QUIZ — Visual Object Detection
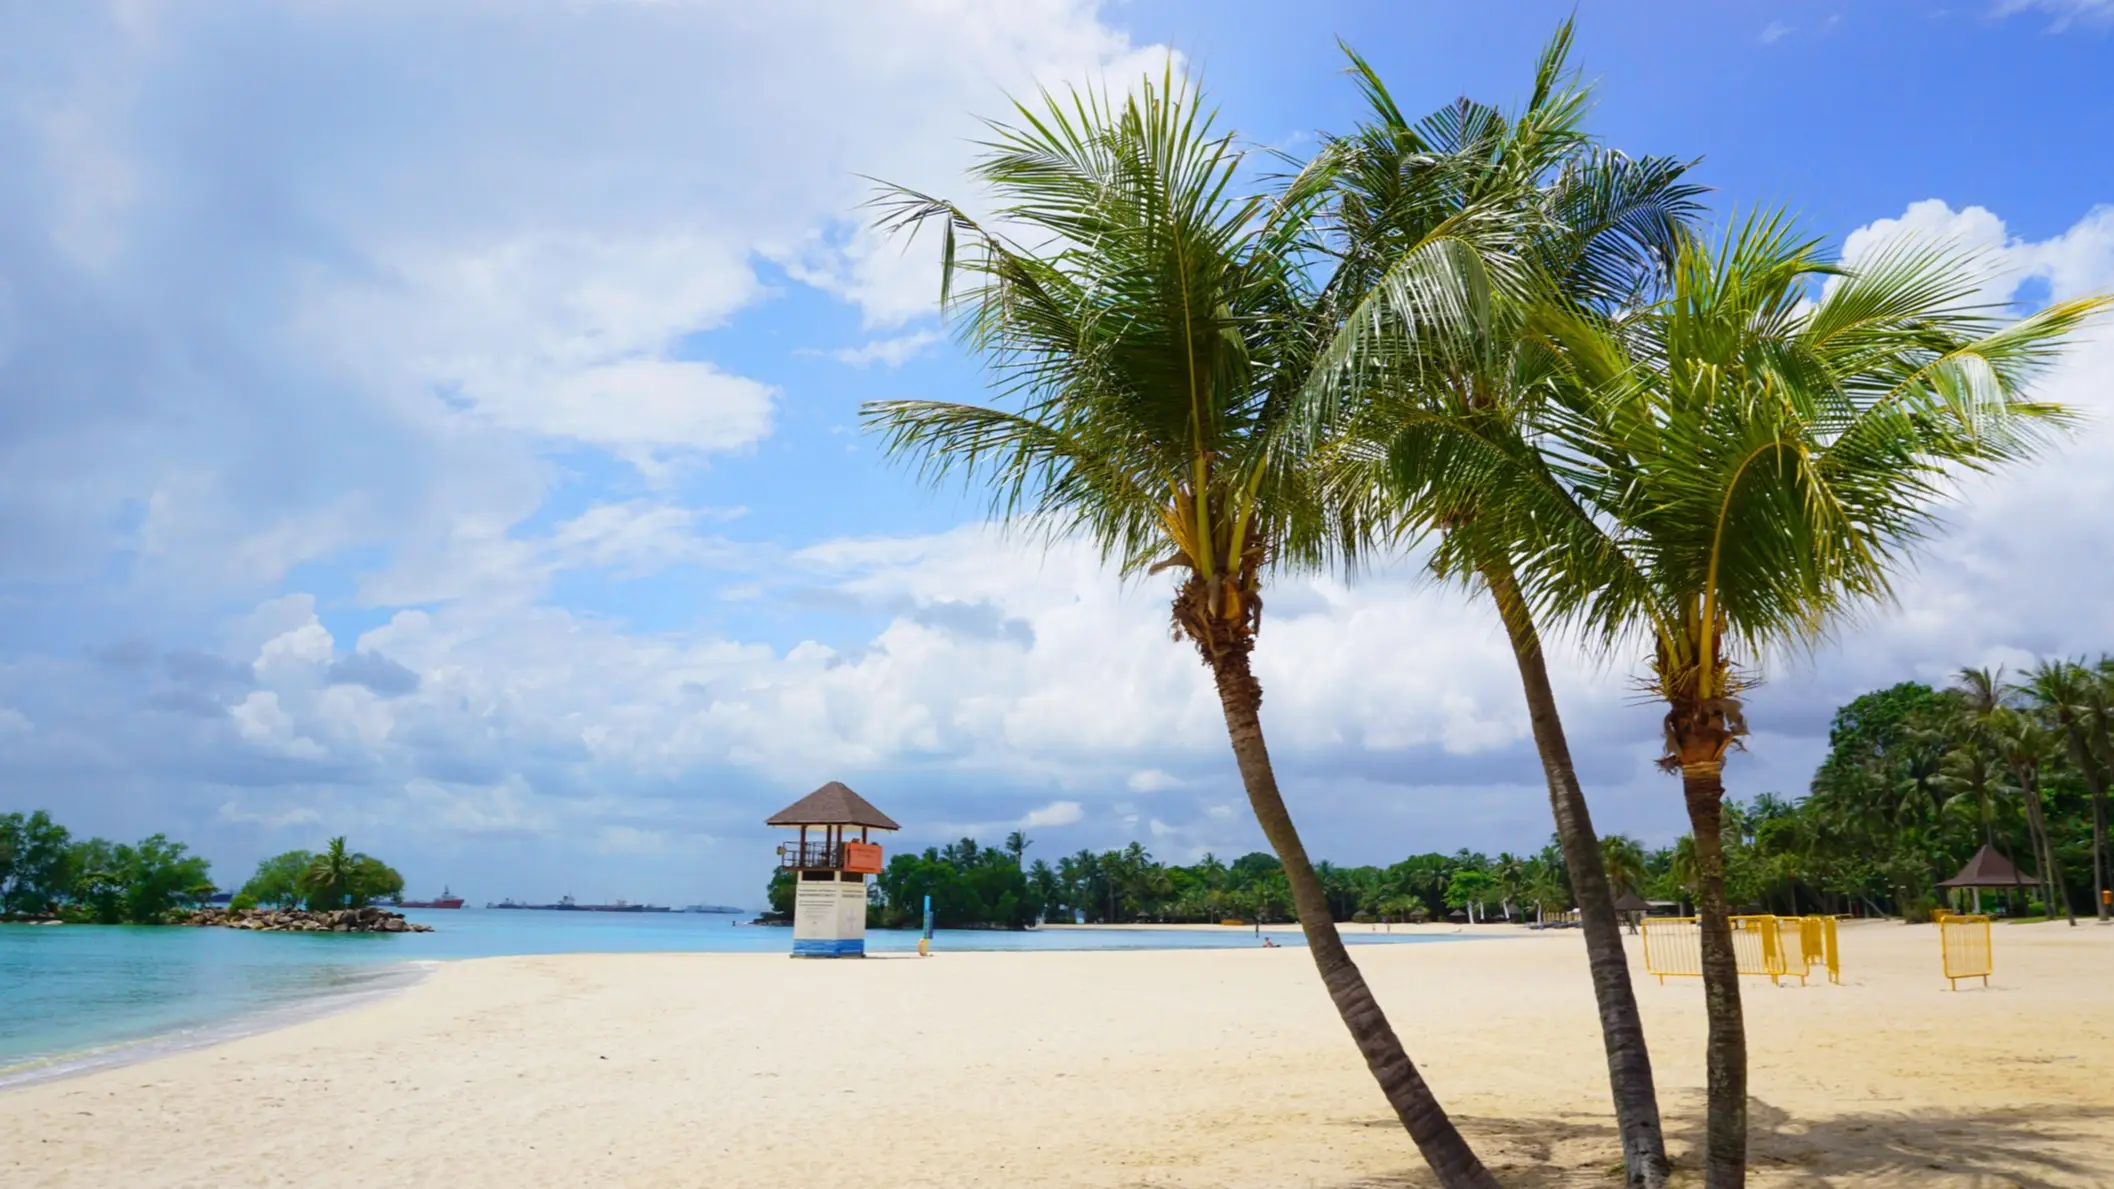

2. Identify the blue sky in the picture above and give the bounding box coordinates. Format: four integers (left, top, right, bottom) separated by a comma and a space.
2, 0, 2112, 907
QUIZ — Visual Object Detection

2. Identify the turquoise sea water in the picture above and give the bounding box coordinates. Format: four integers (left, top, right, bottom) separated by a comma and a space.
1, 911, 1463, 1082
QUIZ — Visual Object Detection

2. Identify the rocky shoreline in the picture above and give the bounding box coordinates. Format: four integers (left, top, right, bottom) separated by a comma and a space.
178, 906, 433, 934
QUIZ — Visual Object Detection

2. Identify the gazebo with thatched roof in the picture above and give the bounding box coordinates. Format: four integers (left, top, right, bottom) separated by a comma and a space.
768, 781, 899, 958
1937, 844, 2032, 914
1611, 889, 1653, 934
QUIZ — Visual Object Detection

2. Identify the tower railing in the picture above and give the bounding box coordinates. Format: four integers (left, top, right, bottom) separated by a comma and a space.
779, 841, 844, 870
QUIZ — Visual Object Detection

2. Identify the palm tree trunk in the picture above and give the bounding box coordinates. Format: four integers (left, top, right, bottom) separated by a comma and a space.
1680, 762, 1747, 1189
1207, 644, 1500, 1189
2060, 731, 2109, 924
2091, 719, 2114, 924
2020, 781, 2074, 925
1484, 563, 1670, 1188
2093, 789, 2111, 924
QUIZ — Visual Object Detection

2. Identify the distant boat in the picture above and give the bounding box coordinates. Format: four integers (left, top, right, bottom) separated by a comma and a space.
682, 904, 746, 914
486, 894, 671, 913
399, 886, 466, 910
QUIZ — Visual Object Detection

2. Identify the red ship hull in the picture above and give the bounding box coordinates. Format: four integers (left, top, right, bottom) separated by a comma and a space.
399, 898, 464, 909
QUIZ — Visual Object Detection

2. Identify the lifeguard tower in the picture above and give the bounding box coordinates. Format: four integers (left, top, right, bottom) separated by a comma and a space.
768, 781, 899, 958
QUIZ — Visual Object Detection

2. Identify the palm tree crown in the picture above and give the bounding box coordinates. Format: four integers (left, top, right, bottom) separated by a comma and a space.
1540, 216, 2100, 771
864, 70, 1326, 662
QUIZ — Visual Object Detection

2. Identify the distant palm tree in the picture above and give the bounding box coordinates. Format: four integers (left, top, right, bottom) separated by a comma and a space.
1935, 731, 2008, 852
1600, 835, 1648, 899
1952, 667, 2068, 919
1985, 700, 2075, 925
300, 837, 359, 911
863, 74, 1498, 1187
2090, 659, 2114, 912
2020, 658, 2110, 921
1528, 216, 2100, 1187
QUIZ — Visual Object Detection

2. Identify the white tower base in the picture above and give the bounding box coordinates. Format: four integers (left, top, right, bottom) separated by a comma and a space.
792, 873, 868, 957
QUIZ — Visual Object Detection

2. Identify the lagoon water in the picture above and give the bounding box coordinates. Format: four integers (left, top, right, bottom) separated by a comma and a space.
1, 910, 1462, 1082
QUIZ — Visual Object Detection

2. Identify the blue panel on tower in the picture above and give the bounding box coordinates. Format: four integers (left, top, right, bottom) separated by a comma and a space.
791, 937, 866, 958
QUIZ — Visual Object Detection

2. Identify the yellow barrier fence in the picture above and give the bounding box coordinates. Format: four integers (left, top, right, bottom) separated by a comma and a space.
1797, 914, 1840, 984
1939, 913, 1992, 990
1642, 914, 1841, 986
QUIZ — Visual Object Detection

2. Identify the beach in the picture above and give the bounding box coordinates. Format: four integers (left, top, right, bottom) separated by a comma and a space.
2, 921, 2110, 1188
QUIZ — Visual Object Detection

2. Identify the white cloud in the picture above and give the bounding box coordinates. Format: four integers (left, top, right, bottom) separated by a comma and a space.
1127, 769, 1182, 792
1995, 0, 2114, 30
0, 707, 31, 734
1759, 20, 1794, 43
1836, 199, 2020, 308
0, 2, 1178, 600
828, 330, 945, 368
357, 500, 739, 608
519, 360, 776, 467
228, 691, 327, 761
401, 776, 556, 837
1836, 198, 2114, 311
1020, 800, 1085, 828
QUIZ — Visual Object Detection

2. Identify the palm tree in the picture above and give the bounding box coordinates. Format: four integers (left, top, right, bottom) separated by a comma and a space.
1953, 667, 2067, 919
1300, 27, 1698, 1184
1600, 835, 1648, 899
1935, 736, 2007, 852
300, 837, 358, 911
861, 75, 1498, 1187
2089, 659, 2114, 915
1985, 701, 2075, 925
2021, 659, 2109, 921
1527, 217, 2100, 1187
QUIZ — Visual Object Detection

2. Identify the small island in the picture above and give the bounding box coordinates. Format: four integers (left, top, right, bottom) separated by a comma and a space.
1, 812, 427, 934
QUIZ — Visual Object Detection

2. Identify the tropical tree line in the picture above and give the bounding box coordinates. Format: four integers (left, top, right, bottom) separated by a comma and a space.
766, 834, 1579, 930
0, 809, 214, 924
857, 17, 2105, 1188
1022, 840, 1590, 926
0, 809, 407, 923
1689, 664, 2114, 925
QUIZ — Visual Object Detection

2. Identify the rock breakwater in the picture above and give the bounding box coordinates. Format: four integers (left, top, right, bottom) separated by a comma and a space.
179, 906, 433, 933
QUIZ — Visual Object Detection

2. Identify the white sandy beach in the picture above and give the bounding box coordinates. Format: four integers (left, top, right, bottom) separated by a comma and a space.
3, 921, 2111, 1188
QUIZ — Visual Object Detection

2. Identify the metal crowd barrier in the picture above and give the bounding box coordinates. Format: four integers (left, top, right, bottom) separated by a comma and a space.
1641, 913, 1841, 986
1939, 913, 1993, 990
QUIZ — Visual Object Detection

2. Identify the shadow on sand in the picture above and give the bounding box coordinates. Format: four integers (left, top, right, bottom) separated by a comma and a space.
1323, 1097, 2114, 1188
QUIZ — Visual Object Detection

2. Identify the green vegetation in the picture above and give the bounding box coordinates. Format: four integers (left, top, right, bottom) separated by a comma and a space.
233, 837, 405, 911
0, 812, 411, 924
0, 810, 214, 924
857, 19, 2107, 1189
770, 836, 1585, 930
1689, 665, 2114, 924
871, 836, 1035, 930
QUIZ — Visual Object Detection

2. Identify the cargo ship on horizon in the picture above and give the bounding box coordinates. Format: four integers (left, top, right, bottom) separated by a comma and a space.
398, 886, 465, 909
485, 894, 672, 913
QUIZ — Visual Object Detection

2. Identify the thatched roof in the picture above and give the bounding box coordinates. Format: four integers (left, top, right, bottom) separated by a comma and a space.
1611, 890, 1653, 913
1937, 844, 2032, 889
765, 781, 900, 830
